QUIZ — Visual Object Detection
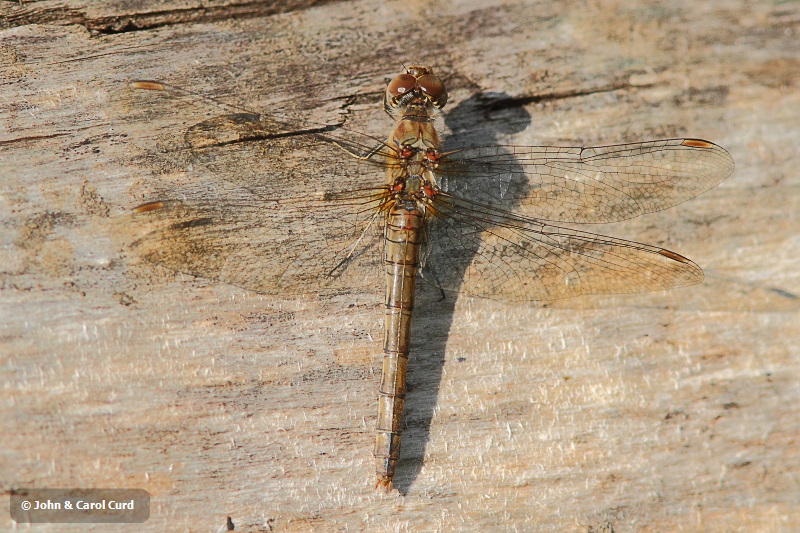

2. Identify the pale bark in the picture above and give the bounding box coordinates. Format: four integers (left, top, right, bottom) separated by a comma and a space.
2, 1, 798, 531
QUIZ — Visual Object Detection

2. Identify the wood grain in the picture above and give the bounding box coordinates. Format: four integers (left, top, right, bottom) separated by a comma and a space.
2, 1, 798, 531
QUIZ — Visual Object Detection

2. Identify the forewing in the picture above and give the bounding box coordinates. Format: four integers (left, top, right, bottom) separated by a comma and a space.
421, 195, 703, 302
437, 138, 734, 224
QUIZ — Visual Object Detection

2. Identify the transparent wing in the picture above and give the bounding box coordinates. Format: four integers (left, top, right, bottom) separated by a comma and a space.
107, 81, 727, 303
109, 80, 399, 167
113, 193, 386, 297
422, 193, 703, 302
107, 82, 393, 297
437, 139, 734, 224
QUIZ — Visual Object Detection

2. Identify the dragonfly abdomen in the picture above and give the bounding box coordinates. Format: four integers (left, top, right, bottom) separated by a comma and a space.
374, 200, 424, 491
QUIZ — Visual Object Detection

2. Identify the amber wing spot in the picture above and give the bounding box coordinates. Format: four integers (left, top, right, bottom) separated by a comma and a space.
132, 201, 166, 213
130, 80, 165, 91
681, 138, 714, 148
659, 249, 690, 263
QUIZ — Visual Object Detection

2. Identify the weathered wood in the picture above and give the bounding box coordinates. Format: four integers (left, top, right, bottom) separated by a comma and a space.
2, 1, 799, 531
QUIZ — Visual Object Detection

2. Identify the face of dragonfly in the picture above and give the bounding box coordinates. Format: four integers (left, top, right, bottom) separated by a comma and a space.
110, 68, 732, 305
383, 65, 448, 118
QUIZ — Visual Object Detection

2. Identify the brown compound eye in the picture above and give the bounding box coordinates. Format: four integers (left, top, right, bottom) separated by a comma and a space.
386, 74, 418, 103
416, 74, 448, 108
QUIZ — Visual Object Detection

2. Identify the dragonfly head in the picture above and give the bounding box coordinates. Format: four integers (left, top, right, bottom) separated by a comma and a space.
384, 65, 448, 115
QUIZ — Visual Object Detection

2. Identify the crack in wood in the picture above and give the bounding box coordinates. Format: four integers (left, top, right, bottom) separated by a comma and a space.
2, 0, 347, 34
192, 123, 344, 150
0, 132, 72, 147
481, 80, 659, 112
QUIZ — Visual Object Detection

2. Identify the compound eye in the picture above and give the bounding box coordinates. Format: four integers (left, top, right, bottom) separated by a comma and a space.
416, 74, 448, 108
386, 74, 418, 102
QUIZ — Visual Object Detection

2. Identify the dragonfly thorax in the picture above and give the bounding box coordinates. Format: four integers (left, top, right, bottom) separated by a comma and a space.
392, 142, 441, 175
388, 114, 441, 191
388, 175, 438, 214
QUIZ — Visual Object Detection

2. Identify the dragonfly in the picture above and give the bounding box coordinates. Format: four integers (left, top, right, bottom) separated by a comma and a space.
112, 65, 734, 492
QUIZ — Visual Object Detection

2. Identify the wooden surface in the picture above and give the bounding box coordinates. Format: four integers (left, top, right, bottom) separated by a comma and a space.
2, 0, 799, 531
